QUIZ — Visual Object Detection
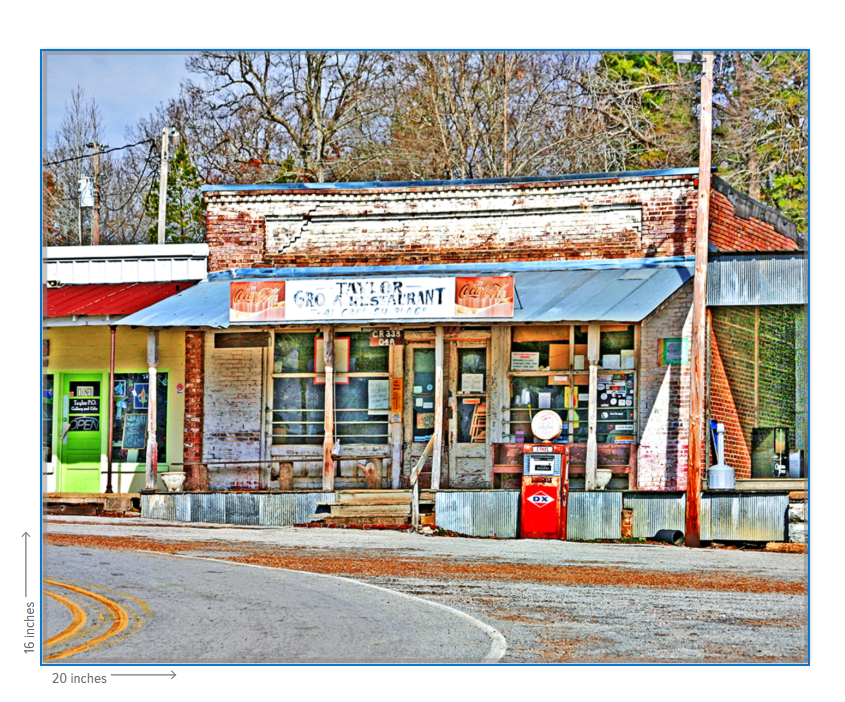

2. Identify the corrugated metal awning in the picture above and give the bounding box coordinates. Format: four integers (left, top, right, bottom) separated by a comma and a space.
118, 259, 693, 328
43, 282, 197, 318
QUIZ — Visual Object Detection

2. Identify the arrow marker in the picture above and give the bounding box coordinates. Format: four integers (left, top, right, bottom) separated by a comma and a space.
22, 532, 30, 597
111, 671, 176, 679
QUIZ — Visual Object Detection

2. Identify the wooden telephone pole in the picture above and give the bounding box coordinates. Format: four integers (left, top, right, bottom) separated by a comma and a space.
157, 128, 172, 245
686, 51, 714, 548
87, 142, 102, 245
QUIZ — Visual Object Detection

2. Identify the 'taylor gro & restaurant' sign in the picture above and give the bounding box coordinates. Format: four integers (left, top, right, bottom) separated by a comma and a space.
229, 276, 514, 322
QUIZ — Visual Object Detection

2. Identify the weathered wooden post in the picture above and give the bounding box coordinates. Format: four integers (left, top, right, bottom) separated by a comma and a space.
431, 325, 445, 490
322, 326, 335, 492
585, 322, 600, 491
144, 330, 159, 492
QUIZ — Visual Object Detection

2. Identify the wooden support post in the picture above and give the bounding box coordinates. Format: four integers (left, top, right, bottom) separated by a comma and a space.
391, 343, 403, 489
585, 323, 600, 491
144, 330, 159, 492
105, 326, 116, 493
322, 326, 335, 492
686, 51, 714, 548
432, 326, 445, 490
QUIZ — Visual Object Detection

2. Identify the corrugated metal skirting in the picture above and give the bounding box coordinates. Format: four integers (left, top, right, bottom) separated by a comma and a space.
435, 491, 519, 538
701, 493, 788, 541
623, 493, 686, 539
567, 492, 622, 540
141, 492, 337, 526
259, 493, 336, 525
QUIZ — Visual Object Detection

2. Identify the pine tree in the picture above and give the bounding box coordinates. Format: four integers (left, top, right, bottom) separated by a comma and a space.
144, 141, 205, 243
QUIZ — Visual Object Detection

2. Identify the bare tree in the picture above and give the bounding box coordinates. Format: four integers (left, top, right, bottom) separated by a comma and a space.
184, 51, 396, 182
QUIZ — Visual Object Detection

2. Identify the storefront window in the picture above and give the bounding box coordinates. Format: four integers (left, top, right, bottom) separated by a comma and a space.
110, 373, 168, 462
271, 331, 390, 446
506, 325, 638, 444
272, 332, 324, 445
42, 374, 54, 462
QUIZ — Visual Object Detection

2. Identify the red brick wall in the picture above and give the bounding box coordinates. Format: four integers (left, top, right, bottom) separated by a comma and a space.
206, 211, 268, 273
709, 189, 801, 252
183, 331, 205, 470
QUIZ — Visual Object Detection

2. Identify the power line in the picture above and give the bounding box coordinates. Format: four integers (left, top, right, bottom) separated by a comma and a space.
42, 138, 156, 167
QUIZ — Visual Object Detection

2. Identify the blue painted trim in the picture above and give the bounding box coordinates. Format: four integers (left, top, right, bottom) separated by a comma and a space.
201, 167, 701, 192
207, 256, 696, 281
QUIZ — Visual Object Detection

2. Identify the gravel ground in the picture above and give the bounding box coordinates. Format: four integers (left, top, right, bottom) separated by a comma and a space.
42, 516, 808, 663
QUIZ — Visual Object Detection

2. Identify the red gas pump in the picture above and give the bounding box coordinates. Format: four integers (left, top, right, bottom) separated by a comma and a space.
520, 410, 569, 540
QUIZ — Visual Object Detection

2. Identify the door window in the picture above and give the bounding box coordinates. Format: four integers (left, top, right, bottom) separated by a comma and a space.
456, 347, 487, 443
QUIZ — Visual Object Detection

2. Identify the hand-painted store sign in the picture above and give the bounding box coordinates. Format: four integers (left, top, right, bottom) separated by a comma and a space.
229, 277, 514, 323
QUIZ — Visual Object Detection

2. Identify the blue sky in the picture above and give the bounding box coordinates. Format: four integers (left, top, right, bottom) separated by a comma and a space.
42, 51, 194, 150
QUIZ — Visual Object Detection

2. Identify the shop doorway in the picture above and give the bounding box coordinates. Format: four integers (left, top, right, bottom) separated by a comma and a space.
448, 341, 489, 487
59, 373, 103, 493
405, 344, 444, 488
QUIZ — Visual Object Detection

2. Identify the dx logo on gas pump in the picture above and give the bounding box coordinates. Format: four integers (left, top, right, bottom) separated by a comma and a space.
527, 491, 554, 507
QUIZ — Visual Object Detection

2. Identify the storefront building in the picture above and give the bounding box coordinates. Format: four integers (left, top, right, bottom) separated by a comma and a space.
42, 244, 208, 495
120, 169, 806, 538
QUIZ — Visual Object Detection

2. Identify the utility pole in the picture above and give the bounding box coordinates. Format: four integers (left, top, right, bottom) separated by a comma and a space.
86, 142, 103, 245
157, 128, 172, 245
686, 50, 714, 548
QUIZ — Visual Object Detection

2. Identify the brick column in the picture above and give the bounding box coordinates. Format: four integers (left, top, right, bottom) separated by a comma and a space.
184, 331, 206, 490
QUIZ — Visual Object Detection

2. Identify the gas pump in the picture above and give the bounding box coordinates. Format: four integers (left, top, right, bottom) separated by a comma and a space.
520, 410, 569, 540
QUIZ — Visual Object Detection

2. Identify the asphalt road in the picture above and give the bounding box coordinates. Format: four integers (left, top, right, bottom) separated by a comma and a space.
42, 516, 808, 664
42, 544, 498, 664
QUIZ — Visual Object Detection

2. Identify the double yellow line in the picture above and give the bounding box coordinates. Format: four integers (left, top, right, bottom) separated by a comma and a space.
43, 580, 129, 661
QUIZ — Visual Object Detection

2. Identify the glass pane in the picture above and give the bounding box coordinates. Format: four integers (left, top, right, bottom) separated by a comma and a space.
509, 376, 567, 443
335, 377, 389, 445
458, 348, 486, 393
272, 377, 325, 445
274, 332, 317, 373
347, 332, 389, 373
42, 375, 54, 462
412, 349, 435, 442
111, 373, 168, 462
597, 372, 635, 443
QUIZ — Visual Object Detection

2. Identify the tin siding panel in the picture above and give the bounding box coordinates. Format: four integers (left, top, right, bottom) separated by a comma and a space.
567, 492, 622, 540
623, 493, 686, 538
141, 494, 177, 520
190, 493, 226, 523
708, 255, 806, 306
435, 491, 519, 538
258, 493, 336, 525
708, 493, 788, 541
225, 493, 260, 525
175, 494, 192, 522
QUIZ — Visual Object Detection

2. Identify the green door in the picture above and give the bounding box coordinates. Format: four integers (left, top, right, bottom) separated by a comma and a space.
59, 374, 103, 493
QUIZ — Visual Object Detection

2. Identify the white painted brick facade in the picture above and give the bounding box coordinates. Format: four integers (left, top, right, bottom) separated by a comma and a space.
637, 281, 694, 490
202, 333, 265, 489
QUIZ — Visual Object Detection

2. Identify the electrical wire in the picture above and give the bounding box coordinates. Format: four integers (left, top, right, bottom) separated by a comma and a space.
42, 138, 156, 167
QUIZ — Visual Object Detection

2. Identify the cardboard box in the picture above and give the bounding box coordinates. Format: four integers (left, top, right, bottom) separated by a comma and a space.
549, 344, 570, 370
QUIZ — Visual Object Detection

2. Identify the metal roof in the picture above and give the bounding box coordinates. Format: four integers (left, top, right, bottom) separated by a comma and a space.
202, 167, 700, 192
44, 282, 197, 318
707, 252, 807, 306
118, 259, 693, 328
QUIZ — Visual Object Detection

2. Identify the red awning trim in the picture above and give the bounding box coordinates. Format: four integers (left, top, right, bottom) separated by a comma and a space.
43, 282, 197, 318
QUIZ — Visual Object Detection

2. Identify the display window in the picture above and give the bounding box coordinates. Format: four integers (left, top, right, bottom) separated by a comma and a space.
411, 347, 435, 443
271, 331, 390, 446
110, 372, 168, 462
506, 324, 638, 444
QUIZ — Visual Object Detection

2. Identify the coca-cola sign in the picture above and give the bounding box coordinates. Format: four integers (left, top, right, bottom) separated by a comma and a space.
455, 277, 514, 317
229, 282, 286, 322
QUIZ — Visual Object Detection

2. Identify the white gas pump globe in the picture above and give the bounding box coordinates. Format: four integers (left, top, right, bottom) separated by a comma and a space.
531, 410, 563, 441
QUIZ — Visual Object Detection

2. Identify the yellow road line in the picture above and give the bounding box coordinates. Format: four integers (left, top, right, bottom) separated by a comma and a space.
43, 590, 87, 648
43, 580, 129, 661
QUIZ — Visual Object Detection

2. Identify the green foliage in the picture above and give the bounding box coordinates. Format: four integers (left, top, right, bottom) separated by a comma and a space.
144, 141, 205, 243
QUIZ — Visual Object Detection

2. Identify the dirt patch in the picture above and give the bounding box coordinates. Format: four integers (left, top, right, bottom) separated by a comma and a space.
44, 533, 806, 595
